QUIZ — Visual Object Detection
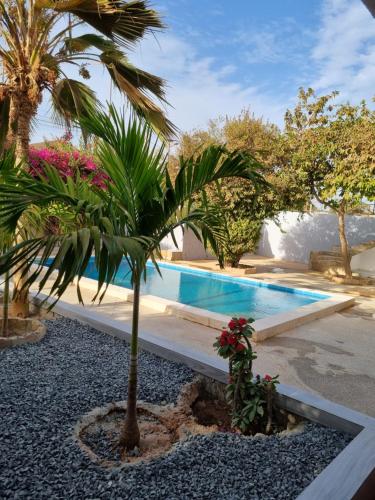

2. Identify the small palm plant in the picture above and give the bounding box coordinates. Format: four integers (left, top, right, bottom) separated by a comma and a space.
0, 246, 11, 337
0, 151, 17, 336
0, 106, 265, 451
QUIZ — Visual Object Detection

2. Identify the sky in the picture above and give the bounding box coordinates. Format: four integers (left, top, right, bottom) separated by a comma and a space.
33, 0, 375, 142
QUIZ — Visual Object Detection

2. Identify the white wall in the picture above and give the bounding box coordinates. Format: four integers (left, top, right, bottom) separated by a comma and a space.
160, 227, 213, 259
257, 211, 375, 264
352, 248, 375, 276
182, 229, 214, 260
159, 226, 184, 251
160, 212, 375, 271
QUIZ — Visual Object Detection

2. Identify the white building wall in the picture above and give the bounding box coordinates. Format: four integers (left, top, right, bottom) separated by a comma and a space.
257, 211, 375, 264
160, 212, 375, 273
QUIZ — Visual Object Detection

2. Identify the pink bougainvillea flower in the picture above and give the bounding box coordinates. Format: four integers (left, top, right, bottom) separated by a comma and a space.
264, 374, 272, 382
28, 147, 107, 189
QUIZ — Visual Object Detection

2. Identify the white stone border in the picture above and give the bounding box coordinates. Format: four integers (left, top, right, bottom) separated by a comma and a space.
68, 263, 355, 341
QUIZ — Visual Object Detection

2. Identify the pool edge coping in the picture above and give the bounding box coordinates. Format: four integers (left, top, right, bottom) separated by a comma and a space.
33, 293, 375, 500
68, 271, 355, 342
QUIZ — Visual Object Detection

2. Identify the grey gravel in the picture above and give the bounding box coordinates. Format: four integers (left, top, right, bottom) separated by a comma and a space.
0, 317, 351, 499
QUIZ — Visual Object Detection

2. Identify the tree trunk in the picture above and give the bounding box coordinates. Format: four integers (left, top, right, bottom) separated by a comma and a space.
11, 276, 30, 318
14, 97, 34, 161
338, 208, 352, 279
119, 270, 141, 452
9, 96, 35, 318
4, 97, 18, 150
1, 271, 10, 337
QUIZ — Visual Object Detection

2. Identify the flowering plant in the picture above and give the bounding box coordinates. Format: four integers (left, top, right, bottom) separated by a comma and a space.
26, 135, 109, 236
214, 317, 279, 434
28, 139, 108, 189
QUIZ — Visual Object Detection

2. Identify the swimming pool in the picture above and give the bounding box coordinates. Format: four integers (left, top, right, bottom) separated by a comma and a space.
80, 259, 329, 320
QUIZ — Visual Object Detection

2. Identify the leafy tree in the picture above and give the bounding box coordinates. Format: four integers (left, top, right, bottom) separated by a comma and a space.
171, 110, 306, 266
0, 0, 175, 316
285, 88, 375, 278
0, 106, 265, 452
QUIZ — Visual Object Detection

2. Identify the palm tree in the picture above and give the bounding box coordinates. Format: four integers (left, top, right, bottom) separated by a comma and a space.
0, 106, 265, 451
0, 0, 174, 315
0, 0, 174, 157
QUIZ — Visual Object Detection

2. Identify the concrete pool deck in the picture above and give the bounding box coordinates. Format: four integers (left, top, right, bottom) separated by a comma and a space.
65, 265, 354, 342
30, 256, 375, 418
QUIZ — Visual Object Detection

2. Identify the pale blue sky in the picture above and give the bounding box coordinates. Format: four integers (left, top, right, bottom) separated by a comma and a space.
33, 0, 375, 142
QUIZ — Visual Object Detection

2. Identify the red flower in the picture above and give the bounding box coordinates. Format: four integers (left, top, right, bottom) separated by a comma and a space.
219, 330, 229, 346
228, 333, 237, 346
264, 374, 272, 382
238, 317, 247, 326
228, 319, 237, 330
236, 343, 246, 352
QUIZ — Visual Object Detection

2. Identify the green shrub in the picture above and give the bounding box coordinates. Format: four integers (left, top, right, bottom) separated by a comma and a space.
222, 218, 262, 268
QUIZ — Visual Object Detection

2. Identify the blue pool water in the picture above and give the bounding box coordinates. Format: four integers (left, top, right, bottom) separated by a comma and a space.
80, 259, 328, 319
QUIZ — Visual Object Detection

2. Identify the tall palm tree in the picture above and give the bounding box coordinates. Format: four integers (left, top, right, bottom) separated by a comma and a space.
0, 0, 174, 315
0, 106, 265, 452
0, 0, 174, 158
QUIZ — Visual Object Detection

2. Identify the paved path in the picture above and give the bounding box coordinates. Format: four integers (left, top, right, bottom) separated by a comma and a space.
33, 259, 375, 418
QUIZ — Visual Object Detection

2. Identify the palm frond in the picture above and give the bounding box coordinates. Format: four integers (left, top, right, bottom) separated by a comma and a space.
50, 78, 100, 131
0, 108, 267, 308
79, 105, 167, 209
63, 33, 119, 53
61, 33, 174, 137
0, 155, 147, 302
107, 57, 177, 139
102, 52, 167, 101
64, 34, 166, 100
162, 146, 267, 224
79, 106, 265, 250
0, 229, 145, 305
37, 0, 164, 48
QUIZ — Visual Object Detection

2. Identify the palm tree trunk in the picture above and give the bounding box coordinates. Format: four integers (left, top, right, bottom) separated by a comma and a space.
11, 271, 30, 318
14, 98, 33, 160
4, 98, 17, 150
338, 207, 352, 279
10, 96, 35, 318
120, 270, 141, 451
1, 271, 10, 337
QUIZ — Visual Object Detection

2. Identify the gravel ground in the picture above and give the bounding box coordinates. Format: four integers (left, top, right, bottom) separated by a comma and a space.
0, 317, 351, 499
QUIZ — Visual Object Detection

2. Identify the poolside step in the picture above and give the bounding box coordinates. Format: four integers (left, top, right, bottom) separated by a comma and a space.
160, 250, 184, 261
